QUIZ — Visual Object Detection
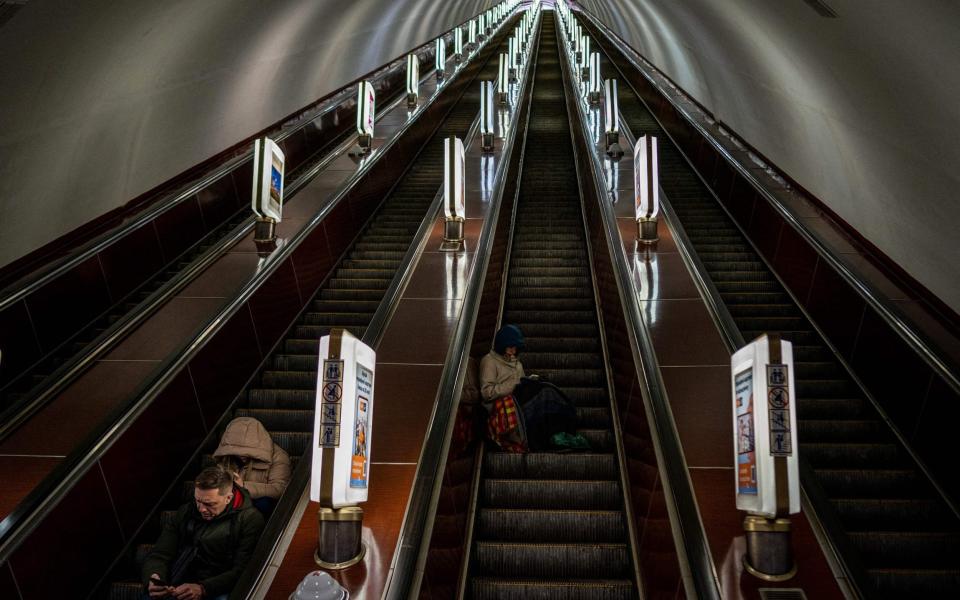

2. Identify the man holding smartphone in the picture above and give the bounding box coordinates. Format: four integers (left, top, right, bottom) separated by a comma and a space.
142, 466, 265, 600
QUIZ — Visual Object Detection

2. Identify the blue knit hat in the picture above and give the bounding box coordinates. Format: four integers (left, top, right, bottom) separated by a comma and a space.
494, 324, 525, 355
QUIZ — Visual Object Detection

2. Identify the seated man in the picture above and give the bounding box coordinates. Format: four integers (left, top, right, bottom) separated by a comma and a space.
142, 466, 265, 600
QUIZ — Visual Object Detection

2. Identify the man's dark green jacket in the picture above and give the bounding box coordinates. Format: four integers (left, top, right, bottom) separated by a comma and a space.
141, 487, 265, 597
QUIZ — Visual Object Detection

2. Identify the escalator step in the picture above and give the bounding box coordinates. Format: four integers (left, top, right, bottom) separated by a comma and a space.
814, 469, 924, 498
247, 388, 315, 409
469, 578, 634, 600
234, 408, 314, 431
850, 531, 960, 568
477, 508, 626, 542
474, 542, 630, 578
484, 453, 618, 480
832, 498, 953, 531
482, 479, 622, 509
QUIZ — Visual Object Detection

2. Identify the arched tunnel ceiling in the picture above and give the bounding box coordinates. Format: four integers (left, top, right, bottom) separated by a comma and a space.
578, 0, 960, 313
1, 0, 959, 314
0, 0, 492, 270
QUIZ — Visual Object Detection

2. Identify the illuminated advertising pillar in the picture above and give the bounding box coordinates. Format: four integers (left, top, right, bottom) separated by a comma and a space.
312, 329, 377, 568
731, 333, 800, 580
406, 54, 419, 108
251, 137, 284, 251
634, 135, 659, 243
440, 136, 466, 251
603, 79, 623, 157
588, 52, 601, 104
497, 54, 510, 106
480, 80, 495, 152
354, 81, 375, 154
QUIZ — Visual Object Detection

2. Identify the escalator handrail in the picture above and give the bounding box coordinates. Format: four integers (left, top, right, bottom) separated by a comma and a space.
0, 17, 504, 564
381, 12, 539, 600
0, 16, 462, 311
556, 19, 722, 600
573, 8, 960, 401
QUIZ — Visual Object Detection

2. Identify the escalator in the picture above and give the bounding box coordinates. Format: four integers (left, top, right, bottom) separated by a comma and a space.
0, 95, 394, 419
606, 42, 960, 598
102, 20, 519, 600
466, 13, 638, 599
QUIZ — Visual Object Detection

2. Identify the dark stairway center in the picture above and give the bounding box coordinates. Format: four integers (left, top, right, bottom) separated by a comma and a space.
467, 13, 639, 599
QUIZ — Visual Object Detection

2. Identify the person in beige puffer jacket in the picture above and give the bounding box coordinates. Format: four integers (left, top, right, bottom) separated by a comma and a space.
213, 417, 291, 515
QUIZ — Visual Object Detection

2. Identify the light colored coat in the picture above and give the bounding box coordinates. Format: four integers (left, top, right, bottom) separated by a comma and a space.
479, 350, 525, 405
213, 417, 291, 500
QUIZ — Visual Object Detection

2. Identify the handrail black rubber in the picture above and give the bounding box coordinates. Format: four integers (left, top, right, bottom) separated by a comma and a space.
0, 8, 509, 564
557, 16, 723, 600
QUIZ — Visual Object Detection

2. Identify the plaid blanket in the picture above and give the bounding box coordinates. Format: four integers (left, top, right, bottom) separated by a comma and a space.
486, 395, 527, 453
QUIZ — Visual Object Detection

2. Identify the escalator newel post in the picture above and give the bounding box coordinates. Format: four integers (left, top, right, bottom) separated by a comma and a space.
312, 329, 377, 570
731, 334, 801, 581
349, 81, 376, 157
440, 136, 467, 252
603, 79, 624, 158
251, 137, 285, 256
634, 135, 660, 244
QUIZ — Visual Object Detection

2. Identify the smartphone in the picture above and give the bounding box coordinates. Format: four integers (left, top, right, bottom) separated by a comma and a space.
149, 576, 168, 587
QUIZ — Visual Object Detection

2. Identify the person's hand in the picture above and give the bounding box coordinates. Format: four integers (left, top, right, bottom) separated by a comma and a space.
147, 573, 174, 598
172, 582, 205, 600
232, 471, 244, 488
527, 373, 539, 380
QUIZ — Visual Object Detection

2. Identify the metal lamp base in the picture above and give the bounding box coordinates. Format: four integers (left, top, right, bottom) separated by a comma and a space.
581, 67, 590, 82
440, 218, 465, 252
436, 70, 445, 82
742, 515, 797, 581
637, 218, 659, 244
509, 67, 517, 83
407, 93, 418, 109
497, 92, 509, 107
315, 506, 365, 570
589, 91, 601, 105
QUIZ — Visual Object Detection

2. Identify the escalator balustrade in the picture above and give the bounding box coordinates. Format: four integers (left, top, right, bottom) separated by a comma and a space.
103, 23, 518, 600
609, 43, 960, 598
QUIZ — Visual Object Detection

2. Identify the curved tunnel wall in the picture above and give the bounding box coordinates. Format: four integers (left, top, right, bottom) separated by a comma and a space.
0, 0, 492, 271
576, 0, 960, 314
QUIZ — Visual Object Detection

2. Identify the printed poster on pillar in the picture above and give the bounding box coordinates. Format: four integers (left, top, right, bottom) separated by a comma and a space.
351, 364, 373, 489
734, 367, 757, 495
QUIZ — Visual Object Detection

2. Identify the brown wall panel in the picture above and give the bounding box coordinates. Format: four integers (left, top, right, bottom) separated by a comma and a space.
0, 301, 42, 389
25, 255, 111, 352
98, 223, 166, 302
8, 466, 124, 600
248, 260, 304, 356
153, 196, 207, 262
189, 306, 262, 425
99, 370, 205, 538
